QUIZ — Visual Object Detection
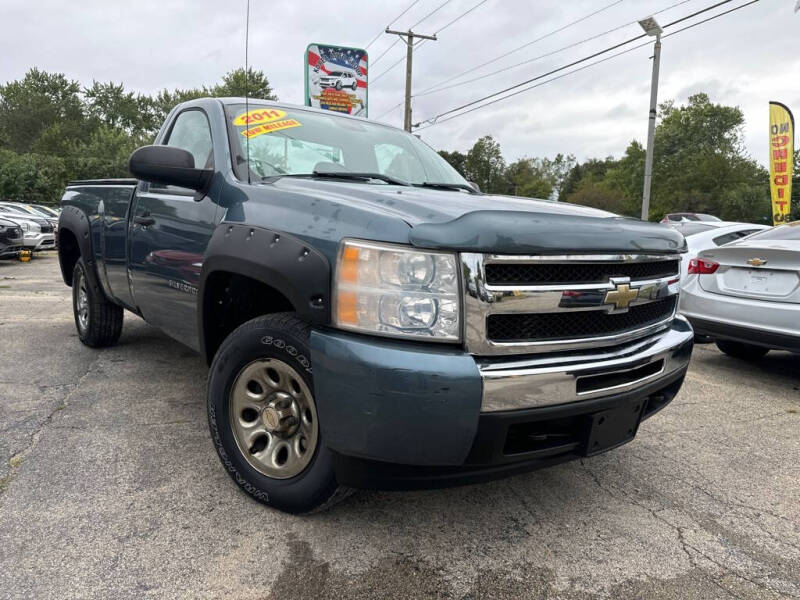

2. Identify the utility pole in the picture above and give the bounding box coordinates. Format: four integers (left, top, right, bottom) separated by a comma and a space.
385, 29, 437, 131
638, 17, 662, 221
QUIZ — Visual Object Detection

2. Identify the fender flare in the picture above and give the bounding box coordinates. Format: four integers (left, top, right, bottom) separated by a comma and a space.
198, 223, 331, 362
58, 205, 100, 289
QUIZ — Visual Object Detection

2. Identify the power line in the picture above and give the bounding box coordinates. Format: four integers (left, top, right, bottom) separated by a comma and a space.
364, 0, 422, 49
371, 0, 490, 84
415, 0, 760, 131
410, 0, 455, 29
415, 0, 694, 98
371, 0, 455, 67
376, 0, 689, 117
416, 0, 627, 96
415, 0, 740, 127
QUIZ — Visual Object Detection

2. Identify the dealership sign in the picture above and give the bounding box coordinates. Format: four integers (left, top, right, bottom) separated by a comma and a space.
768, 101, 794, 225
305, 43, 368, 117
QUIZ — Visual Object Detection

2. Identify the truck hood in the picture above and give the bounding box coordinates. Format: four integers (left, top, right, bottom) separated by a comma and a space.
270, 179, 686, 255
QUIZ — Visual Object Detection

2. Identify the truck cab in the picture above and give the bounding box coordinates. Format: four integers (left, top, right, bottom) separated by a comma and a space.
58, 98, 692, 513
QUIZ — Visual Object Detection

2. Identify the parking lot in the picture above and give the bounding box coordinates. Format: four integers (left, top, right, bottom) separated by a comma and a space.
0, 252, 798, 599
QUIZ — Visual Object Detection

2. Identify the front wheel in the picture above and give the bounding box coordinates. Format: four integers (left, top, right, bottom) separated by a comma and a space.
335, 81, 342, 90
715, 340, 769, 360
207, 313, 351, 513
72, 258, 123, 347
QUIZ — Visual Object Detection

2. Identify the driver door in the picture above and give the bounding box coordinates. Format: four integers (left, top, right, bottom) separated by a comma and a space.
128, 108, 220, 350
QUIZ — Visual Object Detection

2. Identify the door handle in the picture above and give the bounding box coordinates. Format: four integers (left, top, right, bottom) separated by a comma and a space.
134, 216, 155, 226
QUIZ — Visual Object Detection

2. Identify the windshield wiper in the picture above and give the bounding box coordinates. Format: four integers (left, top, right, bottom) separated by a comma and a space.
263, 171, 410, 186
413, 182, 480, 194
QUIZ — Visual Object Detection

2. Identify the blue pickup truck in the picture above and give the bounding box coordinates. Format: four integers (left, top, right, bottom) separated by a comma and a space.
58, 98, 692, 513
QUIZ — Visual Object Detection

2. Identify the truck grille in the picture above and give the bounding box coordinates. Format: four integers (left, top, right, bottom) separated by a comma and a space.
485, 259, 679, 285
462, 253, 681, 355
487, 297, 677, 342
40, 224, 54, 233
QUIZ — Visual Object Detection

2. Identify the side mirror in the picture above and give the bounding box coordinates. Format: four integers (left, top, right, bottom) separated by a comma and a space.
468, 181, 481, 193
129, 146, 213, 196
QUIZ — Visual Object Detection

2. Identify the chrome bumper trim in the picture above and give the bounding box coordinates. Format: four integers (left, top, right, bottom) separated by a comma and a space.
478, 316, 693, 412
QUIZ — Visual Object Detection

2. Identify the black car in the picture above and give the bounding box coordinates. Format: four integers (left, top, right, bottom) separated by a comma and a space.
0, 217, 25, 259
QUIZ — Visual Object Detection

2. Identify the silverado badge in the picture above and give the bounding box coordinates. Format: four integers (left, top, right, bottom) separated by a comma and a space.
604, 283, 639, 310
747, 258, 767, 267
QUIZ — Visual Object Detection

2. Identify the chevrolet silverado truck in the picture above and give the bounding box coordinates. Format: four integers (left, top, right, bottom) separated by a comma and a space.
58, 98, 693, 513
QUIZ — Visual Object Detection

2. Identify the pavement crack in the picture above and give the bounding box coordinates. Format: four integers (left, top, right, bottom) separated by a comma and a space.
0, 354, 103, 499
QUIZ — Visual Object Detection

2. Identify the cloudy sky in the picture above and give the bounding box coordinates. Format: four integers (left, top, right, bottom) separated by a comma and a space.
1, 0, 798, 165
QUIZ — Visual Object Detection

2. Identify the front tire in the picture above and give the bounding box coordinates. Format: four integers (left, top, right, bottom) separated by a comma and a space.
715, 340, 769, 360
72, 258, 123, 348
335, 81, 342, 90
207, 313, 351, 513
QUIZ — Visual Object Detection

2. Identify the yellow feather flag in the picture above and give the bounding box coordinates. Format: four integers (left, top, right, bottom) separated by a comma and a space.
769, 102, 794, 225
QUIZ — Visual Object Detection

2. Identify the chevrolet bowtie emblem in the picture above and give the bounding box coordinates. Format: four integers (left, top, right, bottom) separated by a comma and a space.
747, 258, 767, 267
604, 283, 639, 310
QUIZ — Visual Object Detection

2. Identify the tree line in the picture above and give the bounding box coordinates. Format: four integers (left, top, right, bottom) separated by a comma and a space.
0, 67, 275, 206
439, 93, 800, 223
0, 70, 797, 223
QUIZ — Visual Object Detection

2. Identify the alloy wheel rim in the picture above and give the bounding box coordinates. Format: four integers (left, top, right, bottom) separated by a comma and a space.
229, 358, 319, 479
76, 272, 89, 331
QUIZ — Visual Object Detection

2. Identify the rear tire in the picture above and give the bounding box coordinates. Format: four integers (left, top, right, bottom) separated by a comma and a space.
206, 313, 352, 514
715, 340, 769, 360
72, 258, 123, 348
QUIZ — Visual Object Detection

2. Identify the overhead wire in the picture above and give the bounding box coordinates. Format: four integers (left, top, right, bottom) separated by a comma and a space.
415, 0, 695, 97
371, 0, 489, 82
371, 0, 455, 67
364, 0, 422, 50
375, 0, 638, 119
415, 0, 740, 126
416, 0, 628, 96
414, 0, 760, 131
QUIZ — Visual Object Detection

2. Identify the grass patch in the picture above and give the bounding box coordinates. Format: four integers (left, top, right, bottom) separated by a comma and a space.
8, 454, 24, 469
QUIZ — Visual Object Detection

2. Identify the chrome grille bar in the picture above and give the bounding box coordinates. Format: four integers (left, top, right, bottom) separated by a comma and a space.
462, 253, 681, 356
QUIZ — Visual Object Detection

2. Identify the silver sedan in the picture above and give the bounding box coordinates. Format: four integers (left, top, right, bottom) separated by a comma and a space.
679, 221, 800, 358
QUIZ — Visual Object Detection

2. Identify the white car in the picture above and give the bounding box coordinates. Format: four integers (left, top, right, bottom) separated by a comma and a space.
0, 207, 56, 251
319, 70, 358, 91
679, 222, 800, 358
676, 222, 770, 278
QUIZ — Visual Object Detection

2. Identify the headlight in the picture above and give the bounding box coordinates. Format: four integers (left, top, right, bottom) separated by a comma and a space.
333, 239, 461, 341
19, 222, 30, 232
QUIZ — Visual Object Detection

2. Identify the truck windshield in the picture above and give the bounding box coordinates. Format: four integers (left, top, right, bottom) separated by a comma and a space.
225, 103, 468, 187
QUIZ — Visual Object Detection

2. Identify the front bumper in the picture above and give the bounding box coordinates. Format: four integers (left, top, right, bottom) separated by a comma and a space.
311, 318, 693, 487
22, 232, 55, 250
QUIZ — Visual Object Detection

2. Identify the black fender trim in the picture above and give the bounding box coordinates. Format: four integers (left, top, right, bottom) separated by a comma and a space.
58, 205, 100, 289
198, 223, 331, 362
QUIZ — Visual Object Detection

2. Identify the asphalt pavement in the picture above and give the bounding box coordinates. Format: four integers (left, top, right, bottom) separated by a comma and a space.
1, 253, 799, 599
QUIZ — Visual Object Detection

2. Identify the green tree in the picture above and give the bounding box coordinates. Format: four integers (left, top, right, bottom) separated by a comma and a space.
503, 158, 553, 198
83, 80, 158, 136
647, 93, 760, 221
464, 135, 505, 193
209, 67, 276, 100
0, 68, 86, 154
438, 150, 467, 178
564, 94, 772, 222
0, 149, 67, 205
0, 67, 279, 205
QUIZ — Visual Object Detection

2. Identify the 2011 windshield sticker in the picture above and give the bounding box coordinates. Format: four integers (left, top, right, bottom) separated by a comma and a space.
241, 118, 302, 138
233, 108, 287, 126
